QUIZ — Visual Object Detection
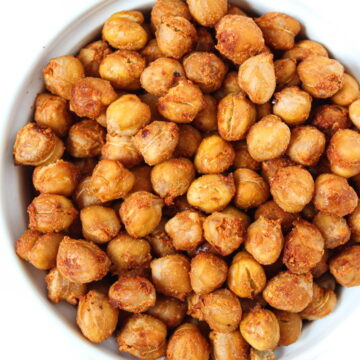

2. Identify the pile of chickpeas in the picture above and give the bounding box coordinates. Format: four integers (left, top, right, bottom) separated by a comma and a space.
13, 0, 360, 359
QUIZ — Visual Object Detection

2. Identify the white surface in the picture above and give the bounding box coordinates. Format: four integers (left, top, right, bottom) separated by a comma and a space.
0, 0, 360, 359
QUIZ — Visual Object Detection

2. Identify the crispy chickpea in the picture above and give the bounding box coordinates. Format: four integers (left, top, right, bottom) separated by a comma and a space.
193, 95, 218, 132
313, 173, 358, 217
187, 292, 204, 320
158, 79, 204, 123
15, 230, 42, 261
203, 212, 246, 256
187, 174, 235, 213
312, 104, 350, 138
261, 156, 296, 185
270, 166, 314, 213
73, 176, 101, 209
139, 92, 163, 120
102, 11, 148, 50
214, 71, 242, 100
263, 271, 313, 312
327, 129, 360, 178
194, 135, 235, 174
156, 16, 197, 59
33, 160, 79, 196
146, 219, 176, 257
311, 250, 329, 278
183, 52, 227, 93
42, 56, 85, 100
57, 237, 111, 283
283, 40, 328, 61
186, 0, 227, 27
297, 56, 344, 98
228, 252, 266, 298
222, 205, 251, 228
91, 160, 135, 202
283, 219, 324, 274
201, 289, 242, 333
274, 310, 302, 346
210, 330, 249, 360
215, 15, 265, 65
151, 158, 195, 204
233, 141, 260, 171
165, 210, 204, 251
246, 115, 291, 161
190, 253, 228, 295
238, 53, 276, 104
134, 121, 179, 165
45, 267, 87, 305
130, 165, 153, 194
331, 73, 359, 106
175, 124, 202, 158
240, 308, 279, 351
274, 58, 300, 89
67, 119, 106, 158
349, 204, 360, 241
195, 27, 215, 52
13, 123, 64, 166
167, 323, 210, 360
107, 233, 152, 275
250, 349, 275, 360
141, 39, 164, 63
234, 169, 269, 209
99, 50, 145, 90
273, 86, 312, 126
151, 254, 192, 300
217, 92, 256, 141
349, 98, 360, 130
227, 5, 248, 16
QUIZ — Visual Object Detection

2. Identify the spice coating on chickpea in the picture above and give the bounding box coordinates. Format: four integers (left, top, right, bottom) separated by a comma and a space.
348, 204, 360, 241
331, 73, 359, 106
274, 58, 300, 89
250, 349, 276, 360
15, 230, 42, 262
233, 141, 260, 171
73, 176, 102, 209
283, 40, 328, 61
175, 124, 202, 158
146, 220, 176, 257
274, 310, 302, 346
186, 0, 227, 27
349, 99, 360, 130
141, 39, 164, 64
261, 156, 296, 185
214, 71, 242, 100
193, 95, 218, 132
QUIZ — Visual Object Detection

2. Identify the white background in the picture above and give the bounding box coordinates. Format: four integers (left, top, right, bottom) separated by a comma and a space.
0, 0, 360, 359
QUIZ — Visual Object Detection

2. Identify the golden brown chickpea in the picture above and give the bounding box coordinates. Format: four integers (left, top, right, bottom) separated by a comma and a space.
329, 245, 360, 287
106, 94, 151, 137
164, 194, 195, 217
57, 237, 110, 283
274, 310, 302, 346
33, 160, 79, 196
313, 173, 358, 217
151, 254, 192, 300
261, 156, 296, 185
193, 95, 218, 132
240, 308, 280, 351
273, 86, 312, 126
222, 205, 251, 228
234, 168, 269, 209
15, 230, 42, 261
203, 212, 246, 256
151, 158, 195, 204
215, 15, 265, 65
91, 159, 135, 202
130, 165, 153, 194
311, 250, 329, 278
246, 115, 291, 162
233, 141, 260, 171
190, 253, 228, 295
349, 204, 360, 241
165, 210, 204, 251
73, 176, 102, 209
297, 56, 344, 98
175, 124, 202, 158
217, 92, 256, 141
227, 5, 248, 16
270, 166, 314, 213
283, 40, 328, 61
238, 53, 276, 104
283, 219, 324, 274
349, 98, 360, 130
167, 323, 210, 360
186, 0, 227, 27
107, 233, 152, 275
146, 219, 176, 257
134, 121, 179, 165
186, 292, 204, 320
201, 289, 242, 333
156, 16, 197, 59
263, 271, 313, 312
195, 27, 215, 52
210, 330, 249, 360
327, 129, 360, 178
187, 174, 235, 213
109, 276, 156, 313
194, 135, 235, 174
331, 73, 359, 106
250, 349, 275, 360
214, 71, 242, 100
13, 123, 64, 166
274, 58, 300, 89
42, 56, 85, 100
28, 194, 77, 232
45, 267, 87, 305
99, 50, 145, 90
102, 11, 148, 50
141, 38, 164, 64
183, 52, 227, 93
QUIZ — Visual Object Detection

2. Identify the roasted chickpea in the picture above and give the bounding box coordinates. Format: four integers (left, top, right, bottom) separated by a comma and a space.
261, 156, 296, 185
42, 56, 85, 100
283, 40, 328, 61
349, 98, 360, 129
117, 314, 167, 360
13, 123, 64, 166
263, 271, 313, 312
186, 0, 227, 27
311, 250, 329, 278
250, 349, 275, 360
141, 39, 164, 63
217, 92, 256, 141
349, 204, 360, 241
331, 73, 359, 106
166, 323, 210, 360
91, 160, 135, 202
274, 310, 302, 346
215, 15, 265, 65
193, 95, 217, 132
15, 230, 42, 261
195, 27, 215, 52
222, 205, 251, 228
313, 173, 358, 217
215, 72, 242, 100
273, 86, 312, 126
246, 115, 290, 161
274, 58, 300, 89
175, 124, 202, 158
134, 121, 179, 165
73, 176, 101, 209
233, 141, 260, 171
327, 129, 360, 178
99, 50, 145, 90
317, 273, 337, 291
146, 219, 176, 257
210, 330, 249, 360
156, 16, 197, 59
234, 169, 269, 209
151, 254, 192, 300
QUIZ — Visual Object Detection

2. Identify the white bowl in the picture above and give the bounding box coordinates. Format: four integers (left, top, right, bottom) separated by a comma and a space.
1, 0, 360, 359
